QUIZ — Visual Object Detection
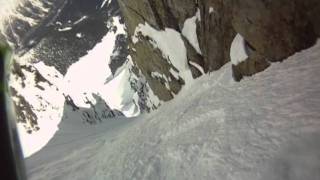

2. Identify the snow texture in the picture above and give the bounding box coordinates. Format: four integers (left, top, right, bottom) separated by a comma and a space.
182, 10, 202, 55
26, 41, 320, 180
230, 33, 249, 65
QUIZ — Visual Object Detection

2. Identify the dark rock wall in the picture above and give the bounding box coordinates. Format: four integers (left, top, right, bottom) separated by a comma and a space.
118, 0, 320, 97
231, 0, 319, 61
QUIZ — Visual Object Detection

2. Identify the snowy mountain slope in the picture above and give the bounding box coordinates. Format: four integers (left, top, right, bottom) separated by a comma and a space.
8, 16, 123, 158
1, 0, 161, 158
26, 41, 320, 180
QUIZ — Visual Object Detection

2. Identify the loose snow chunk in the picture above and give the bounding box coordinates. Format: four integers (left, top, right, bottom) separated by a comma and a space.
182, 9, 202, 55
209, 7, 214, 14
230, 33, 249, 65
133, 22, 193, 85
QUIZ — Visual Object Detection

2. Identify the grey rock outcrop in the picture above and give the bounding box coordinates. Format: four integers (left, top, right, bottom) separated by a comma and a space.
63, 94, 124, 125
119, 0, 320, 95
231, 0, 319, 62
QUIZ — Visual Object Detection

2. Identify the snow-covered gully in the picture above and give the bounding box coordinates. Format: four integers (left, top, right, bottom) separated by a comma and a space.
26, 41, 320, 179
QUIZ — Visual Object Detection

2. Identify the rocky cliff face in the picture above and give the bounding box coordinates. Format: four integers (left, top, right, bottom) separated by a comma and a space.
118, 0, 320, 98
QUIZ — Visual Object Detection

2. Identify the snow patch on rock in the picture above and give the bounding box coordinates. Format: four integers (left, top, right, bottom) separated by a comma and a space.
133, 22, 193, 85
230, 33, 249, 65
182, 9, 202, 55
189, 61, 204, 75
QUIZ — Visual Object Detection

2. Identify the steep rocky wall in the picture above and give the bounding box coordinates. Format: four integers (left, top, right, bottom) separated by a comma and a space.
197, 0, 235, 72
118, 0, 235, 101
230, 0, 320, 80
119, 0, 320, 99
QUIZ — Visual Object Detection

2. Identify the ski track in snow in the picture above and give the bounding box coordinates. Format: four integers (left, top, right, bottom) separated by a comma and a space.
26, 42, 320, 180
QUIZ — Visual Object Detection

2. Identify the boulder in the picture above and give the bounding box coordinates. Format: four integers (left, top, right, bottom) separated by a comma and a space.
231, 0, 319, 61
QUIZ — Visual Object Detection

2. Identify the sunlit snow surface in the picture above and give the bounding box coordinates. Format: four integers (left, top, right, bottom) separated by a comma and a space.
26, 41, 320, 180
64, 16, 139, 116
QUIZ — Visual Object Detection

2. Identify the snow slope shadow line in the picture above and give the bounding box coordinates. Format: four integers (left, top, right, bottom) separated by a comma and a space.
42, 131, 107, 149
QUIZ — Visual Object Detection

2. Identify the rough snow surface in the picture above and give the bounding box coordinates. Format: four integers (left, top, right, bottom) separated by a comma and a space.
182, 10, 202, 55
26, 41, 320, 179
230, 33, 249, 65
133, 22, 193, 85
